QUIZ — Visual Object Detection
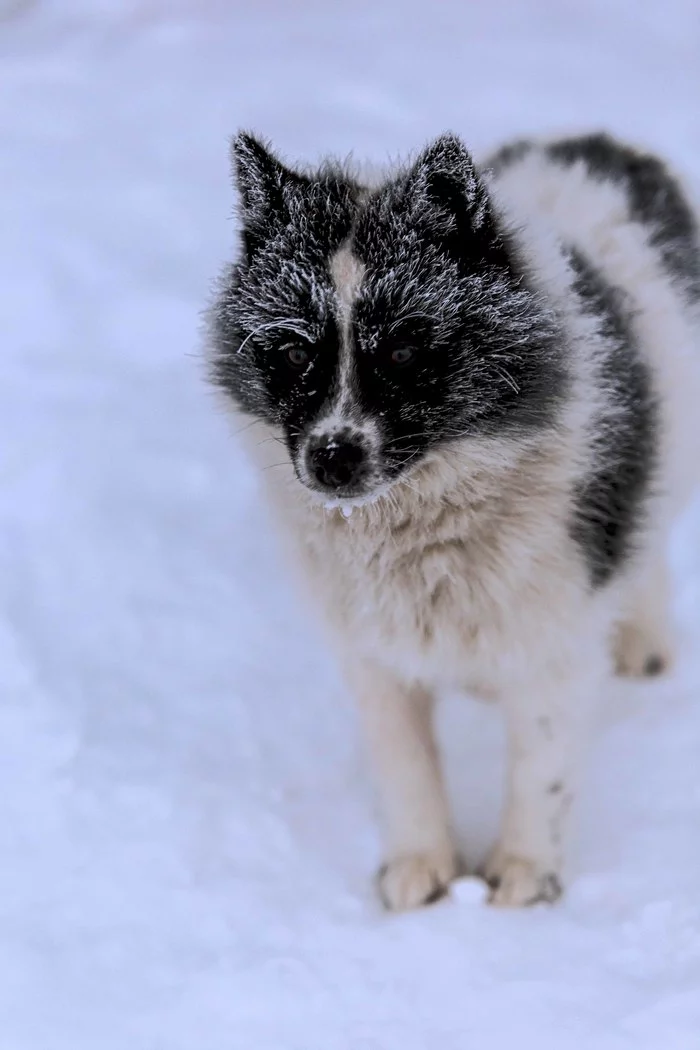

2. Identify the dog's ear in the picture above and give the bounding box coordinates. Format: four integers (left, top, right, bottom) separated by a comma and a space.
231, 133, 309, 259
231, 132, 307, 221
404, 133, 490, 240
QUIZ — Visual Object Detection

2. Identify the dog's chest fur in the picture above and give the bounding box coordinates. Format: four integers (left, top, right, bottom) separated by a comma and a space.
271, 439, 586, 693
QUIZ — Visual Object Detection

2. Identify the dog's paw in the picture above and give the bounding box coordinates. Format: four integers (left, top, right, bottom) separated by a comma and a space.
613, 620, 673, 679
377, 849, 457, 911
481, 847, 563, 908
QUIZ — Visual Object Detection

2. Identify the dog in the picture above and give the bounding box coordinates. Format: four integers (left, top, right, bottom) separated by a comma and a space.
206, 130, 700, 910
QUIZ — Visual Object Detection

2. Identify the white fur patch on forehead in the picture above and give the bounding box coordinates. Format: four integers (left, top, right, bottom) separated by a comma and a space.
330, 244, 366, 322
322, 242, 366, 424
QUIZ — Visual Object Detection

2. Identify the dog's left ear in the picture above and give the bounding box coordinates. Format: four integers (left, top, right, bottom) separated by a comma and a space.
406, 133, 489, 230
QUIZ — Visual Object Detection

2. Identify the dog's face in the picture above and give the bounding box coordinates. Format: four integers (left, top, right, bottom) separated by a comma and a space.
210, 133, 561, 504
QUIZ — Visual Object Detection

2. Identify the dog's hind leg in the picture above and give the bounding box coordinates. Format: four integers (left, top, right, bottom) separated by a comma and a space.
614, 549, 675, 678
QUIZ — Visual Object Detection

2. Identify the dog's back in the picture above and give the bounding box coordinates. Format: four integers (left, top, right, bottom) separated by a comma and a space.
486, 133, 700, 519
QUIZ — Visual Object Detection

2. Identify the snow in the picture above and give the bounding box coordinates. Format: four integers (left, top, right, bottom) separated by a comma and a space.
1, 1, 700, 1047
452, 875, 489, 907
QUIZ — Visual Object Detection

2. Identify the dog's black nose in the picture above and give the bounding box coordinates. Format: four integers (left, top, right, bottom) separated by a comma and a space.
307, 438, 366, 490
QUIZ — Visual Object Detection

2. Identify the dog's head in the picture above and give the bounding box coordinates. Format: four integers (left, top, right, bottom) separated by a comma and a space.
209, 132, 561, 504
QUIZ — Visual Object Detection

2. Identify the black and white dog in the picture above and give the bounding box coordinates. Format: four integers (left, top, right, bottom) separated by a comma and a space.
207, 131, 700, 909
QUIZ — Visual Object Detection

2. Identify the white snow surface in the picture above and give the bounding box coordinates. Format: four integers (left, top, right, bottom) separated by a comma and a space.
1, 2, 700, 1047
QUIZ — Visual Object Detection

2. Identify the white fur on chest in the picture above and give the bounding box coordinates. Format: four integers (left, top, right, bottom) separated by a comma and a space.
285, 441, 592, 694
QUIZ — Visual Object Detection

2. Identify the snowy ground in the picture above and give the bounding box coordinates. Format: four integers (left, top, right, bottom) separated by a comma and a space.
1, 2, 700, 1047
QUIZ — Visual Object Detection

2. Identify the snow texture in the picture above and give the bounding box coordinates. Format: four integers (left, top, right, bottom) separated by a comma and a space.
1, 2, 700, 1048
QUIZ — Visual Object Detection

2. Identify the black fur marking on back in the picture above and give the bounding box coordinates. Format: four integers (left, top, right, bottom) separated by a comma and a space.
566, 246, 659, 588
483, 139, 534, 176
548, 133, 700, 303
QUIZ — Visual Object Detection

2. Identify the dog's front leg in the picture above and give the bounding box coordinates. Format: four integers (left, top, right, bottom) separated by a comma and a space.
483, 644, 607, 907
348, 658, 457, 911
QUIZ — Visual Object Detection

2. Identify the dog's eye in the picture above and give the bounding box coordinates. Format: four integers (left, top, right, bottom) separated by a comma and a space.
285, 345, 311, 369
390, 346, 416, 366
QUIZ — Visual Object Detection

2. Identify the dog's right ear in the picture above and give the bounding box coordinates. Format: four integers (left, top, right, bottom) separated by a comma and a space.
231, 132, 307, 231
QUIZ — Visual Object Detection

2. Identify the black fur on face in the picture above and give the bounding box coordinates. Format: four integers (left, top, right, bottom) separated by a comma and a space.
209, 132, 566, 501
209, 133, 360, 431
